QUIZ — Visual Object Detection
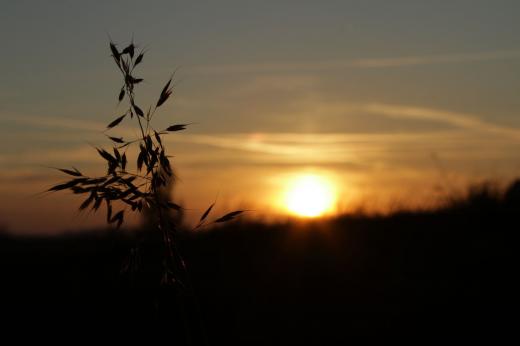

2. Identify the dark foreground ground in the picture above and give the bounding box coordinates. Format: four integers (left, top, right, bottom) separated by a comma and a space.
0, 183, 518, 343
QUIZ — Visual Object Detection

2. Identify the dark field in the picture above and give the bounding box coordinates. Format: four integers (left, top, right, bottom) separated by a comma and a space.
1, 183, 518, 343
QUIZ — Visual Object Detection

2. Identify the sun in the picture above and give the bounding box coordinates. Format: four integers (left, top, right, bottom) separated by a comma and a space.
284, 174, 336, 217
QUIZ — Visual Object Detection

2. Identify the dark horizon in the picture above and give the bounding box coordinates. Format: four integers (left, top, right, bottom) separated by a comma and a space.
1, 183, 517, 341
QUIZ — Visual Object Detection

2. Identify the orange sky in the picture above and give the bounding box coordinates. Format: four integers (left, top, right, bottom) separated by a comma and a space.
1, 1, 520, 233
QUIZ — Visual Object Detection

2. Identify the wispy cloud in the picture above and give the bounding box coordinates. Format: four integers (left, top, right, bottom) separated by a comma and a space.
3, 101, 519, 174
351, 50, 520, 68
363, 103, 520, 139
188, 49, 520, 74
0, 113, 106, 132
0, 130, 470, 171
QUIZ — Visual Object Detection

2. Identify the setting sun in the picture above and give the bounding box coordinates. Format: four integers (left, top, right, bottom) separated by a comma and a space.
285, 174, 336, 217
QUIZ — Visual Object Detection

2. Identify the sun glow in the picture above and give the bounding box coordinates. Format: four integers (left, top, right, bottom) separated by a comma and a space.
284, 174, 336, 217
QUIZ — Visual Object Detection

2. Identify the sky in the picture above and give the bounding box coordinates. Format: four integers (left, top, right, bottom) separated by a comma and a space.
1, 0, 520, 233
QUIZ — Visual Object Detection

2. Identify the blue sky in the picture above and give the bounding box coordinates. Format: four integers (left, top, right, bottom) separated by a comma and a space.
1, 1, 519, 232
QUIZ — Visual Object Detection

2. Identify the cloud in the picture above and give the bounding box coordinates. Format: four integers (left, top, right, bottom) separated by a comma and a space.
187, 49, 520, 74
363, 103, 520, 140
0, 112, 140, 140
350, 50, 520, 68
3, 100, 519, 176
0, 113, 106, 132
0, 130, 457, 172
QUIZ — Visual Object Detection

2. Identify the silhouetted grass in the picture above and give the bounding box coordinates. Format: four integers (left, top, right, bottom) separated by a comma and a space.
47, 39, 244, 292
